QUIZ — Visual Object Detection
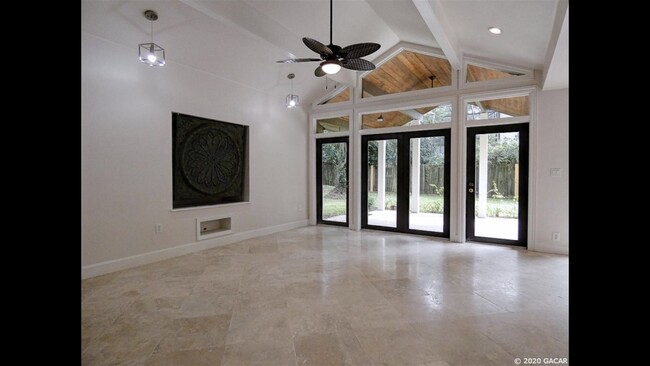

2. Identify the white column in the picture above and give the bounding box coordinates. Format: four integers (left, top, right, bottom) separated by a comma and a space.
478, 134, 488, 218
411, 138, 421, 213
377, 140, 386, 211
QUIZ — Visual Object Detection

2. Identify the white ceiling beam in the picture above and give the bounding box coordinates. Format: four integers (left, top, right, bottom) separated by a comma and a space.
179, 0, 301, 59
542, 0, 569, 90
402, 109, 424, 120
411, 0, 461, 70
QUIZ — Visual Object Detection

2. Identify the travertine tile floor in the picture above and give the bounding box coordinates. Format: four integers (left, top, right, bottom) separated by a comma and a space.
82, 226, 569, 365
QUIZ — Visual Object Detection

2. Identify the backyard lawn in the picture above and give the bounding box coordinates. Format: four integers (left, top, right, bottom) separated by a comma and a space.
322, 185, 518, 219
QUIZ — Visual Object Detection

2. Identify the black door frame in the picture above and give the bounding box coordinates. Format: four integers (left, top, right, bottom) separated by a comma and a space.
466, 123, 529, 246
316, 137, 349, 226
361, 129, 451, 237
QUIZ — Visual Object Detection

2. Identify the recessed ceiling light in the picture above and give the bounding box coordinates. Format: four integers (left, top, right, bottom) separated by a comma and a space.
488, 27, 502, 35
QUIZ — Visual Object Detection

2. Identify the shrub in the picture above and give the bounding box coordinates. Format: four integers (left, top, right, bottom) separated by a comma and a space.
368, 195, 377, 210
487, 181, 504, 199
385, 197, 396, 210
428, 184, 444, 195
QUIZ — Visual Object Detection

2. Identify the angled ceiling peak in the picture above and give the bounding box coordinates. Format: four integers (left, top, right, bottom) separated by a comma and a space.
411, 0, 461, 70
542, 0, 568, 90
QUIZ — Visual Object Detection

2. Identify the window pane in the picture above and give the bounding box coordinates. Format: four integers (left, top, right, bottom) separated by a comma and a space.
367, 139, 398, 228
362, 104, 451, 129
321, 142, 347, 223
409, 136, 445, 233
362, 50, 452, 98
318, 88, 350, 105
316, 116, 349, 133
474, 132, 520, 240
466, 96, 529, 121
466, 63, 525, 83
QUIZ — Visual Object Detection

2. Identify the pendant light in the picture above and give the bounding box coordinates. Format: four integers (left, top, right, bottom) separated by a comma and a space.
286, 73, 299, 108
428, 75, 436, 88
138, 10, 165, 67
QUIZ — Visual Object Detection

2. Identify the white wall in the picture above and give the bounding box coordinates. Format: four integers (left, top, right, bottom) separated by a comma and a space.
82, 32, 309, 278
533, 88, 569, 254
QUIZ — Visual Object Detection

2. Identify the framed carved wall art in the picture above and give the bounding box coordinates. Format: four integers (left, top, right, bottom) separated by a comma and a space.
172, 112, 248, 209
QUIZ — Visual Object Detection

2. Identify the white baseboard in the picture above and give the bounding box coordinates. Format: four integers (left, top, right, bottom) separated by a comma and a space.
82, 219, 309, 279
530, 242, 569, 255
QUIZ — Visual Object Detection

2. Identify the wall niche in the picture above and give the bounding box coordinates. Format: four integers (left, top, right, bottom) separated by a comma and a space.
172, 112, 248, 209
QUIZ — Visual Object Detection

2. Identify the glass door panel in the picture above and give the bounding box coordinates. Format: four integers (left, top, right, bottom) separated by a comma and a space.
317, 138, 348, 226
409, 136, 446, 233
365, 138, 398, 228
362, 130, 450, 237
466, 123, 528, 245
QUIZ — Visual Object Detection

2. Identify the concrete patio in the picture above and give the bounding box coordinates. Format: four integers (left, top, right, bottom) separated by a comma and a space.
325, 210, 518, 240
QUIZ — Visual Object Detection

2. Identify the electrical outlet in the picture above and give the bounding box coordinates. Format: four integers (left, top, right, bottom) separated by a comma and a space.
155, 224, 162, 233
552, 232, 560, 242
550, 168, 561, 177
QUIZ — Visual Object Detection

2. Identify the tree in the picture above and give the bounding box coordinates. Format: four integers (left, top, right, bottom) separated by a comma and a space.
475, 133, 519, 164
367, 139, 397, 166
421, 104, 452, 124
417, 136, 445, 165
322, 143, 348, 198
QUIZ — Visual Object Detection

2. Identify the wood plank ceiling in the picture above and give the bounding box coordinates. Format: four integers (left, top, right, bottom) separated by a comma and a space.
476, 96, 529, 117
320, 88, 350, 105
466, 64, 528, 117
362, 107, 436, 129
362, 50, 452, 98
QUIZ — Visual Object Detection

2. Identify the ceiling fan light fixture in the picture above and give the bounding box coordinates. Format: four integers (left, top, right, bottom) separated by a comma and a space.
322, 60, 341, 74
275, 0, 380, 77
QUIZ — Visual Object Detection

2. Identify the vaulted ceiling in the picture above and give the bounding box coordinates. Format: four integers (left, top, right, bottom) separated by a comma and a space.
82, 0, 568, 103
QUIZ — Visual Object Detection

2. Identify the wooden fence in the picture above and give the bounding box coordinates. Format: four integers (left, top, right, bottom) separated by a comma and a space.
366, 165, 445, 194
364, 164, 518, 197
480, 164, 517, 197
323, 163, 518, 197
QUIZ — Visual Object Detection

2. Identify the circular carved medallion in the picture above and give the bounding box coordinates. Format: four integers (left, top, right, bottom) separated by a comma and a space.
181, 125, 241, 195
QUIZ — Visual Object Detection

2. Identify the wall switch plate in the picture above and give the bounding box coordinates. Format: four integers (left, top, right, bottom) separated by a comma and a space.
155, 224, 162, 233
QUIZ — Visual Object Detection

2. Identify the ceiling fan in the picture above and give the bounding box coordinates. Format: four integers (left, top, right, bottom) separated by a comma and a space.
276, 0, 381, 77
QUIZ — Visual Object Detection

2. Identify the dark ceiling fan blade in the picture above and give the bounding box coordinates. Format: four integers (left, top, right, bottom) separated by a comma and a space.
314, 65, 326, 77
276, 58, 322, 63
341, 58, 376, 71
279, 0, 381, 77
340, 43, 380, 59
303, 37, 333, 56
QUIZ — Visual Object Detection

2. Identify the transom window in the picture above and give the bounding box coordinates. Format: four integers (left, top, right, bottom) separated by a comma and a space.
318, 87, 351, 105
362, 50, 452, 98
466, 96, 529, 121
362, 104, 452, 129
317, 116, 350, 133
